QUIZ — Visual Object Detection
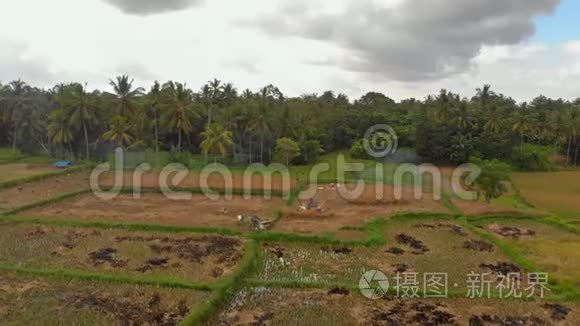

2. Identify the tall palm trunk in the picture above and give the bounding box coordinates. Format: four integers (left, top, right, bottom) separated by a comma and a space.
178, 129, 182, 152
566, 137, 572, 166
249, 137, 253, 164
260, 133, 264, 163
11, 123, 17, 153
82, 119, 90, 160
553, 140, 558, 166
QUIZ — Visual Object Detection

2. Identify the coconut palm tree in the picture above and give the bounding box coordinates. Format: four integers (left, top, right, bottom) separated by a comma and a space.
475, 84, 494, 109
48, 109, 74, 157
147, 81, 164, 156
102, 115, 133, 147
450, 101, 476, 130
161, 82, 198, 152
511, 103, 536, 144
547, 110, 566, 165
200, 123, 233, 161
563, 107, 580, 166
435, 89, 452, 121
4, 80, 31, 152
65, 83, 97, 160
483, 105, 502, 134
108, 75, 144, 117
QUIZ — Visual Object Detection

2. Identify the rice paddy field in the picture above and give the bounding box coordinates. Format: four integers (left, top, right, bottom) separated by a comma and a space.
512, 171, 580, 223
0, 159, 578, 325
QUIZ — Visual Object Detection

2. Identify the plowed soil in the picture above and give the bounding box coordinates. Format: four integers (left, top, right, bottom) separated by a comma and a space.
273, 184, 449, 234
25, 192, 283, 232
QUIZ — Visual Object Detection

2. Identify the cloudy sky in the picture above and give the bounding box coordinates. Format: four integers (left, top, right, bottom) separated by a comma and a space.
1, 0, 579, 101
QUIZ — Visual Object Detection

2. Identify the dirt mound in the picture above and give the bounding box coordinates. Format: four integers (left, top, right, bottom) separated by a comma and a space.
392, 263, 411, 273
469, 314, 545, 325
490, 225, 536, 239
542, 303, 571, 321
414, 223, 468, 237
328, 287, 350, 296
73, 291, 189, 325
396, 234, 429, 254
463, 240, 494, 252
479, 262, 521, 276
385, 247, 405, 255
118, 235, 242, 265
370, 301, 455, 325
88, 248, 127, 267
321, 246, 353, 255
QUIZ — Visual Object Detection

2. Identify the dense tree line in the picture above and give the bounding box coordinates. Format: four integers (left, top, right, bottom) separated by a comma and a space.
0, 78, 578, 169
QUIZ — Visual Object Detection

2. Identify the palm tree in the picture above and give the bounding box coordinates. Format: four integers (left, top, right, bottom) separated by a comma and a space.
66, 83, 97, 160
450, 101, 476, 130
483, 105, 502, 134
47, 109, 73, 157
475, 84, 493, 109
248, 89, 273, 163
435, 89, 452, 121
511, 103, 535, 144
147, 81, 163, 156
102, 115, 133, 147
563, 107, 580, 166
108, 75, 144, 117
547, 110, 566, 165
4, 80, 31, 152
161, 82, 198, 152
200, 123, 233, 162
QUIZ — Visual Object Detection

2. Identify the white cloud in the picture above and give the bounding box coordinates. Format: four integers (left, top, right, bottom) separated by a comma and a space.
0, 0, 577, 102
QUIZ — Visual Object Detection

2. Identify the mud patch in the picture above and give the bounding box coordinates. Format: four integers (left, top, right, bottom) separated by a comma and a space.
328, 287, 350, 296
490, 225, 536, 239
73, 291, 189, 325
479, 262, 521, 276
385, 247, 405, 255
370, 301, 455, 325
396, 234, 429, 254
542, 303, 571, 321
463, 240, 494, 252
321, 246, 353, 255
117, 235, 242, 265
88, 248, 127, 268
469, 314, 546, 325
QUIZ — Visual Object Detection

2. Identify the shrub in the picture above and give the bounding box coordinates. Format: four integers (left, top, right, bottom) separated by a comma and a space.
511, 144, 554, 171
471, 158, 512, 203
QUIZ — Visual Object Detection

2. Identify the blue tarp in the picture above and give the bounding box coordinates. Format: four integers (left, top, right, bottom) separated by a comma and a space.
53, 161, 74, 168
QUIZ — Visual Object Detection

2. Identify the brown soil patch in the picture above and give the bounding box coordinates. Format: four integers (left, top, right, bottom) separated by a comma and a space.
0, 163, 58, 181
489, 224, 536, 239
0, 172, 90, 212
211, 288, 578, 325
25, 192, 282, 232
98, 170, 298, 192
73, 291, 189, 325
463, 239, 494, 252
479, 262, 521, 276
274, 184, 448, 234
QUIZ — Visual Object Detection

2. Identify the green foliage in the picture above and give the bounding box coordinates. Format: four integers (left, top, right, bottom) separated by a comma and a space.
511, 144, 555, 171
349, 139, 368, 159
274, 137, 300, 165
471, 158, 512, 203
